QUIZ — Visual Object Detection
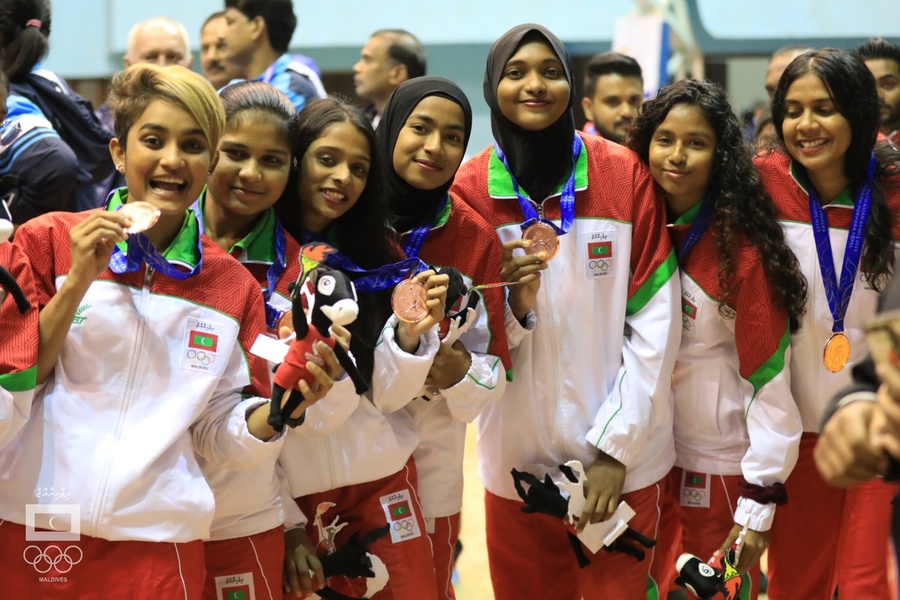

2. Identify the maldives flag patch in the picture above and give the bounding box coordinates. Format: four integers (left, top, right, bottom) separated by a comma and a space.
388, 500, 411, 521
681, 298, 697, 320
214, 572, 255, 600
222, 587, 250, 600
684, 472, 706, 488
587, 241, 612, 259
189, 330, 218, 352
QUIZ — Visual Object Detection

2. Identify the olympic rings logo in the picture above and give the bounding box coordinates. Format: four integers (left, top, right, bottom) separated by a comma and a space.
683, 489, 702, 502
23, 545, 83, 573
588, 259, 612, 271
392, 520, 413, 532
186, 349, 216, 366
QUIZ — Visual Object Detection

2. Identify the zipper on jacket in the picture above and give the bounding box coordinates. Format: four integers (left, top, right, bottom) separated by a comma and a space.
91, 266, 154, 534
325, 433, 337, 490
536, 197, 568, 461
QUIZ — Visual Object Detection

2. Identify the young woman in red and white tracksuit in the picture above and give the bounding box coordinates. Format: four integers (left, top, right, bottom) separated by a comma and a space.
0, 65, 301, 599
274, 97, 448, 600
451, 24, 681, 600
628, 79, 808, 599
376, 77, 511, 600
757, 48, 900, 600
194, 81, 340, 600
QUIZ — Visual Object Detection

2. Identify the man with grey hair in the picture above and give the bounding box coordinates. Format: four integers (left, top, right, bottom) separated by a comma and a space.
124, 17, 192, 68
94, 17, 193, 206
353, 29, 426, 127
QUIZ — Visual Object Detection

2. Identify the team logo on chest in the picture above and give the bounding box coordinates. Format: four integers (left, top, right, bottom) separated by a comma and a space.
181, 317, 226, 374
583, 231, 616, 279
682, 290, 699, 331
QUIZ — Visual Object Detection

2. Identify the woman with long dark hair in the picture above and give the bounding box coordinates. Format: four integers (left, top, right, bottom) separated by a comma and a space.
758, 47, 900, 599
628, 78, 807, 598
276, 97, 446, 600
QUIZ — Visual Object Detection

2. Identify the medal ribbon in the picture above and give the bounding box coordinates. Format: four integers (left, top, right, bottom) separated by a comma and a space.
676, 194, 714, 265
401, 193, 447, 259
493, 133, 582, 235
193, 201, 288, 330
108, 230, 203, 281
108, 201, 203, 281
808, 154, 875, 334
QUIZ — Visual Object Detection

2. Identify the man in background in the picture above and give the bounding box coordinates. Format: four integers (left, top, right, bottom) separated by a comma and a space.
353, 29, 425, 128
764, 45, 809, 101
580, 52, 643, 144
221, 0, 325, 112
200, 12, 236, 90
858, 37, 900, 146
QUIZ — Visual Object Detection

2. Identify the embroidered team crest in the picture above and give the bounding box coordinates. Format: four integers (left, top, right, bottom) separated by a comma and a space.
181, 317, 227, 375
379, 489, 421, 543
214, 572, 255, 600
584, 231, 616, 278
681, 288, 700, 331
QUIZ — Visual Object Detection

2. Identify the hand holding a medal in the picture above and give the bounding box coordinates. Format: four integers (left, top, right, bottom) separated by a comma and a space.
67, 211, 133, 286
393, 269, 450, 353
68, 201, 161, 286
501, 238, 549, 321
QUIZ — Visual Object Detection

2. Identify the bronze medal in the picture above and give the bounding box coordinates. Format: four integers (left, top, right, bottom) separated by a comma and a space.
392, 279, 429, 323
823, 332, 851, 373
522, 221, 559, 261
276, 310, 294, 336
121, 201, 161, 234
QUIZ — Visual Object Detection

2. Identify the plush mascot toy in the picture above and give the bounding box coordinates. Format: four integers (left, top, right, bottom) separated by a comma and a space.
510, 461, 656, 567
268, 243, 369, 432
675, 546, 743, 600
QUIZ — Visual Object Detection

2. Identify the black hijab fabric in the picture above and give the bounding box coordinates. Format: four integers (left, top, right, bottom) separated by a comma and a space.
484, 24, 576, 203
378, 77, 473, 233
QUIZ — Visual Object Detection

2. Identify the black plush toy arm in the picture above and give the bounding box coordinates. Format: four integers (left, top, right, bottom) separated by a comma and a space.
0, 265, 31, 313
333, 342, 369, 395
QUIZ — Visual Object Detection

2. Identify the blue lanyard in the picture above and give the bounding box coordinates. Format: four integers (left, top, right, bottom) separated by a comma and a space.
298, 229, 427, 294
676, 195, 713, 265
493, 134, 582, 234
193, 201, 287, 330
323, 253, 427, 294
401, 193, 447, 259
808, 154, 875, 334
108, 227, 203, 281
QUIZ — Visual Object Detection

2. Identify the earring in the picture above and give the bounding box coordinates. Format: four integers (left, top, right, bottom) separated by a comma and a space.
116, 164, 124, 173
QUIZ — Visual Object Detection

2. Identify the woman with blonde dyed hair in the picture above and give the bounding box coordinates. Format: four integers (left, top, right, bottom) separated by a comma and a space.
0, 64, 305, 598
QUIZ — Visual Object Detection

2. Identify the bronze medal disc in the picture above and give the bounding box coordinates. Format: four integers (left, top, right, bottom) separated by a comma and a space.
121, 201, 161, 234
823, 332, 851, 373
276, 310, 294, 336
392, 279, 430, 323
522, 222, 559, 261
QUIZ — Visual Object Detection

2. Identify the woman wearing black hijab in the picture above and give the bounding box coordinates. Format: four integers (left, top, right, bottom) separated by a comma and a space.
450, 24, 680, 599
377, 76, 511, 600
